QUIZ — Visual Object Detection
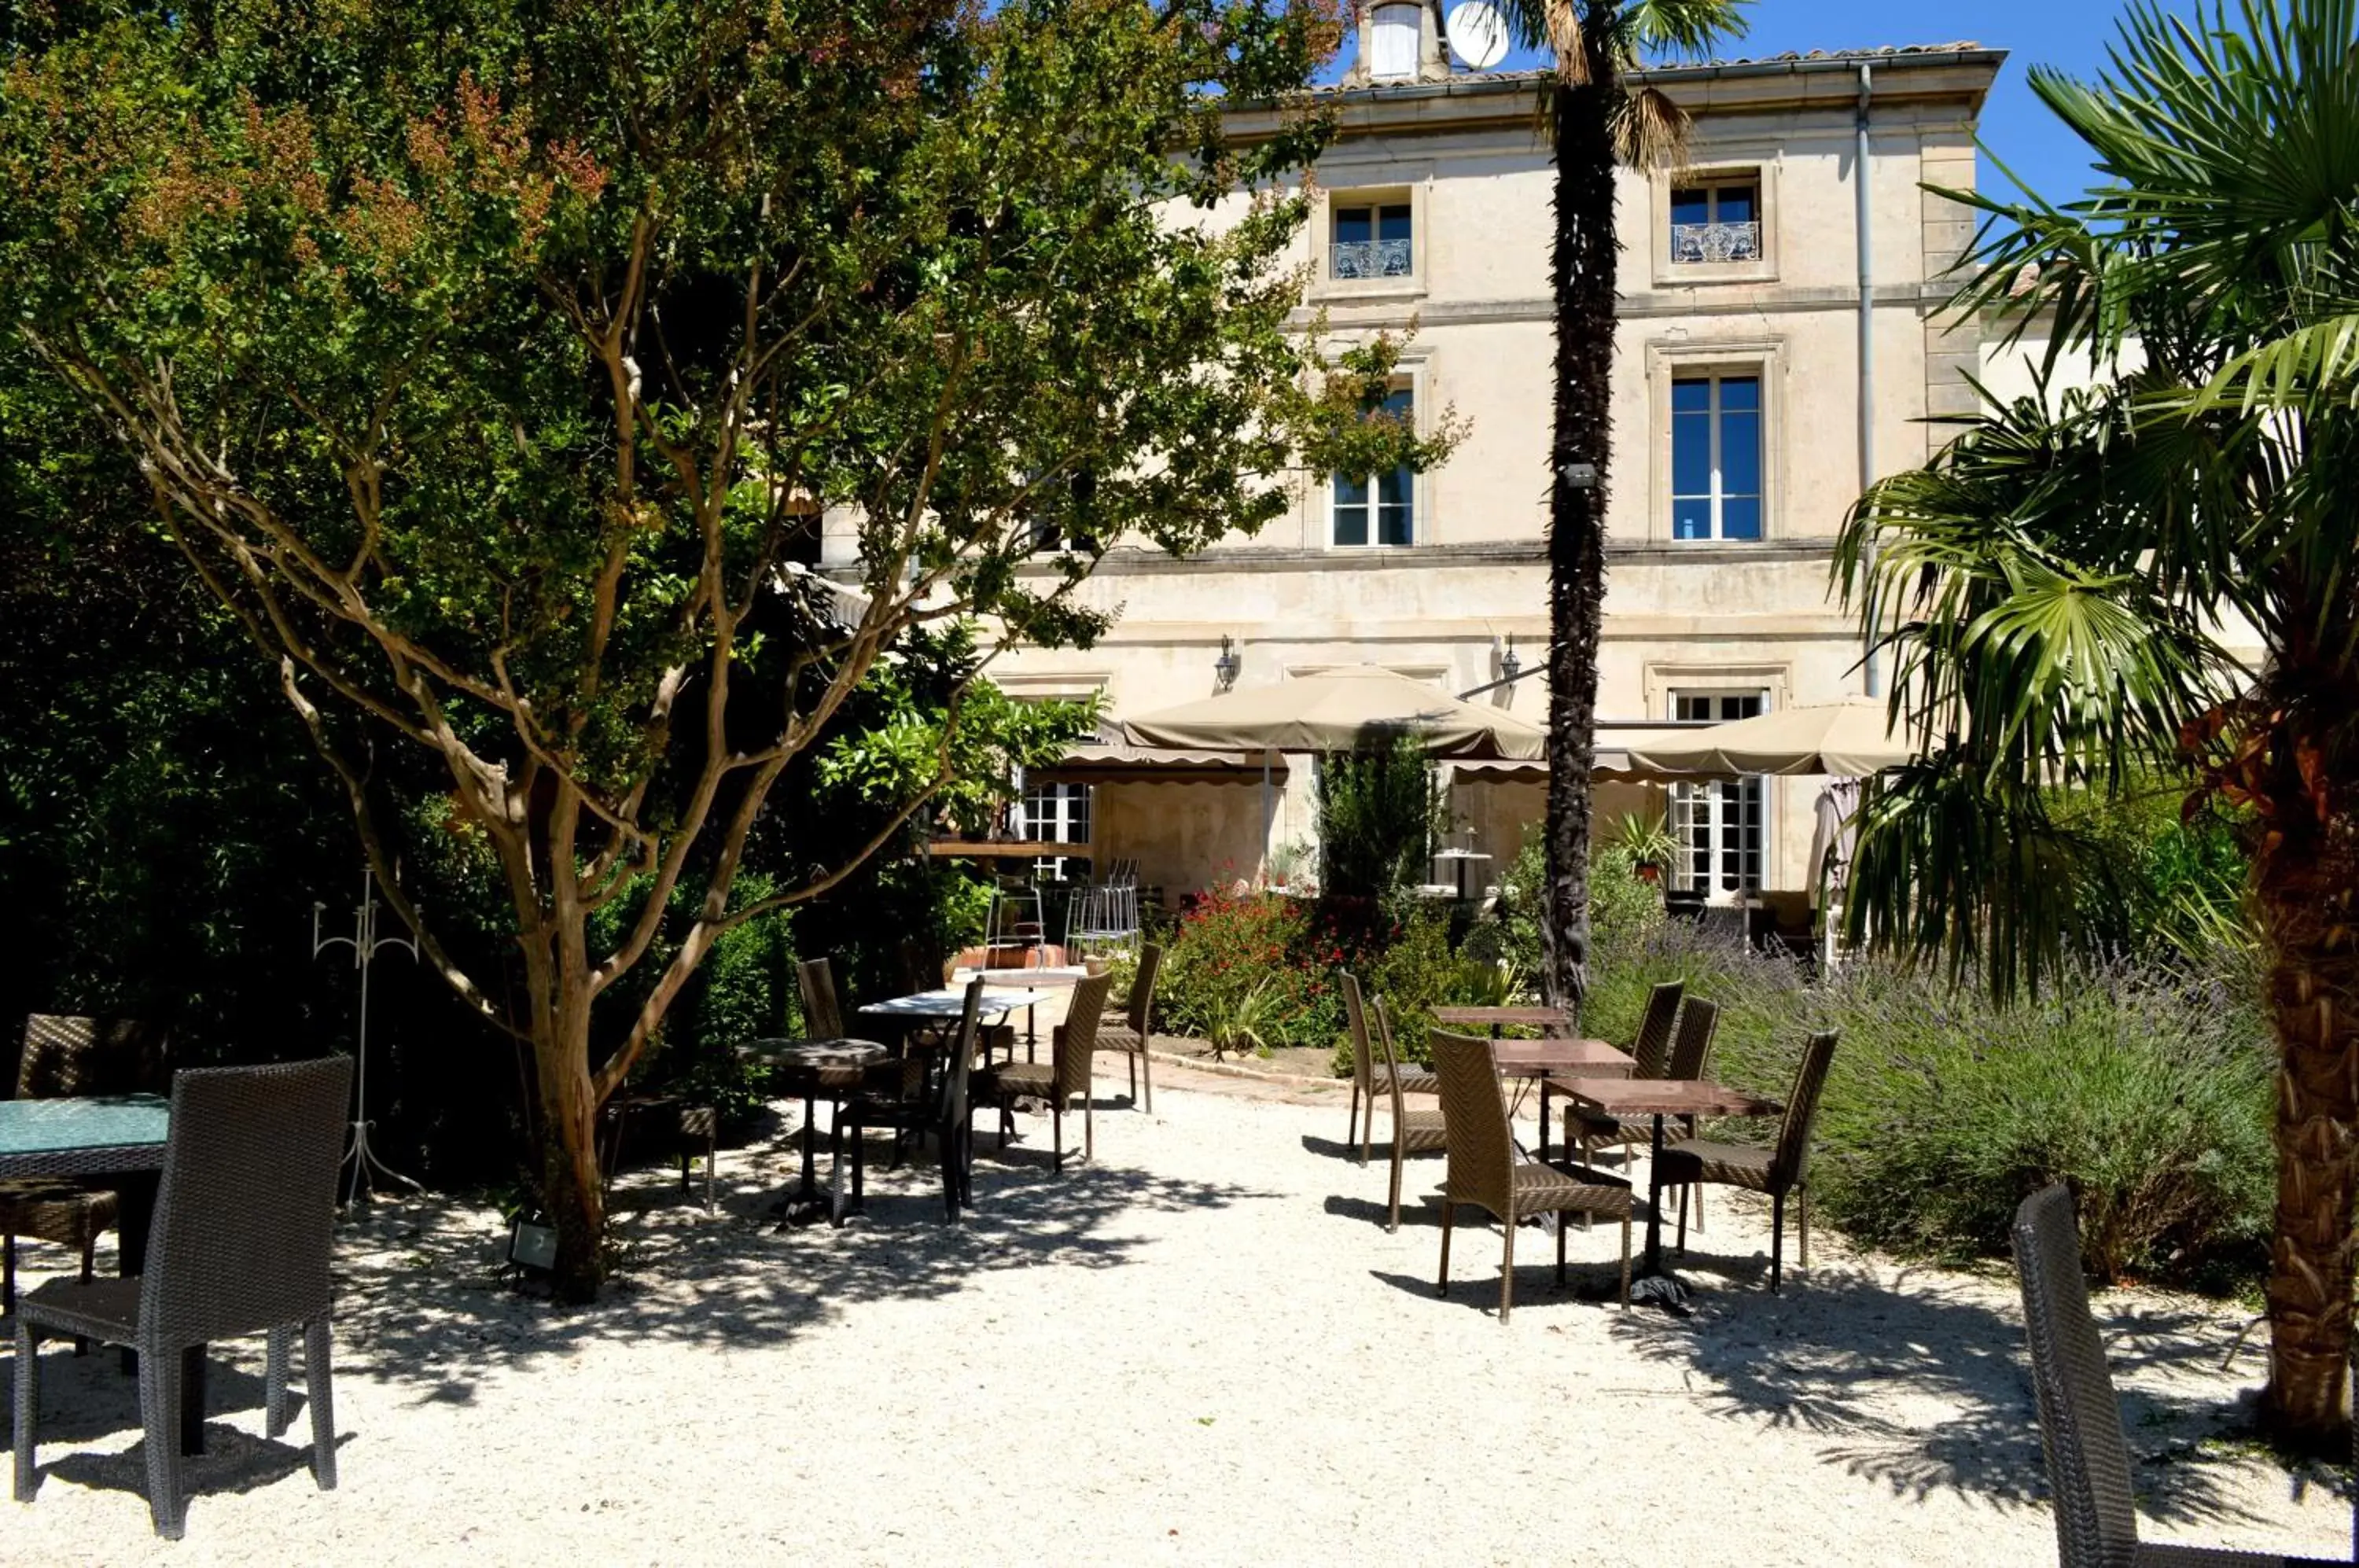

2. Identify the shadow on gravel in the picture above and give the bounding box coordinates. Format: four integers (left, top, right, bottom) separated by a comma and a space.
1606, 1259, 2333, 1529
300, 1102, 1272, 1408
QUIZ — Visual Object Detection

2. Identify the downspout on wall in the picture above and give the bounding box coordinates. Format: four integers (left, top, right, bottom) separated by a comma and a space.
1857, 63, 1882, 699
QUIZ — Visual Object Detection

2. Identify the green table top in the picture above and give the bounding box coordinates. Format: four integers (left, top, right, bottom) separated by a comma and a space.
0, 1093, 169, 1158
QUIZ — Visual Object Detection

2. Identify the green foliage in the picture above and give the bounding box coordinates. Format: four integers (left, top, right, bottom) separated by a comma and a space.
1805, 959, 2273, 1290
1315, 735, 1445, 904
1157, 889, 1339, 1054
1835, 0, 2359, 999
817, 626, 1097, 841
1495, 830, 1661, 988
1580, 916, 2273, 1292
0, 0, 1466, 1283
1199, 975, 1279, 1061
1604, 811, 1681, 870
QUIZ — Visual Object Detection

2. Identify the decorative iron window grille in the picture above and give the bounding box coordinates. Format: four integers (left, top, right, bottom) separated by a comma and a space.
1670, 221, 1763, 266
1329, 238, 1413, 280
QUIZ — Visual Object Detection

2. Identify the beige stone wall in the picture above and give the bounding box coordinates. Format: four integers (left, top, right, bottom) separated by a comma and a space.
988, 50, 2006, 902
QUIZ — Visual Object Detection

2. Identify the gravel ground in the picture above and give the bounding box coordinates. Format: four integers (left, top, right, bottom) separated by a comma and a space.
2, 1059, 2345, 1566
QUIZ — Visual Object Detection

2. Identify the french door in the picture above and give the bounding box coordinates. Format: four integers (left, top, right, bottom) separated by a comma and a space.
1667, 690, 1767, 903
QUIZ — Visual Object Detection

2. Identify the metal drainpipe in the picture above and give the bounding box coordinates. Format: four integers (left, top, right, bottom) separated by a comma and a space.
1857, 63, 1882, 699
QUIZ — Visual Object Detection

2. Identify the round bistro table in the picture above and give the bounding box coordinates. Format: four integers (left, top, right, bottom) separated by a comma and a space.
738, 1037, 887, 1225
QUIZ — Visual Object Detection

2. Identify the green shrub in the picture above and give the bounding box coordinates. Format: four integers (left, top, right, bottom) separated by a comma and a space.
1155, 887, 1342, 1053
1802, 958, 2273, 1288
1316, 734, 1445, 903
1493, 832, 1662, 988
1577, 917, 2273, 1290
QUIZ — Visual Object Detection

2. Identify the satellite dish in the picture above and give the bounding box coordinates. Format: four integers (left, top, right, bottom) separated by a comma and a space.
1445, 1, 1510, 70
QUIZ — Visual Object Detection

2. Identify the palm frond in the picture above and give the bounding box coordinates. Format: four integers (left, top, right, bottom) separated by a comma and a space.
1610, 87, 1687, 170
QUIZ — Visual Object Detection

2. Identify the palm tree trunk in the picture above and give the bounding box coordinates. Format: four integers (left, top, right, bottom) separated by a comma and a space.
2254, 815, 2359, 1448
1542, 13, 1620, 1018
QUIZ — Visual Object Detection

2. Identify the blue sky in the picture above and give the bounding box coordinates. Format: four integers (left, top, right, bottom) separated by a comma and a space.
1410, 0, 2205, 204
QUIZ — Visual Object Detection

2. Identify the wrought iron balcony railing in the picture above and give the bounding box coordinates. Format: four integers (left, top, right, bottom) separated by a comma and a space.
1330, 238, 1413, 280
1670, 221, 1763, 265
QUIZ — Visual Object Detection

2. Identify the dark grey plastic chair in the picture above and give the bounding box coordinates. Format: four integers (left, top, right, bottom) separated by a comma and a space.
13, 1058, 352, 1539
2011, 1184, 2343, 1567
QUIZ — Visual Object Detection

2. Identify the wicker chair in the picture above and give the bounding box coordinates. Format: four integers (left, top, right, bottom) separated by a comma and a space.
598, 1095, 719, 1214
835, 978, 984, 1224
1092, 943, 1164, 1112
1368, 998, 1448, 1232
0, 1014, 170, 1314
14, 1058, 351, 1540
1341, 972, 1437, 1165
1563, 981, 1683, 1165
1567, 996, 1721, 1221
973, 971, 1111, 1172
2011, 1184, 2343, 1567
1656, 1029, 1837, 1292
1430, 1029, 1633, 1321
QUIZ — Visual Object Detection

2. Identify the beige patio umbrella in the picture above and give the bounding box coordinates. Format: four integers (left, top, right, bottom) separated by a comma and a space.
1621, 698, 1928, 778
1120, 665, 1546, 759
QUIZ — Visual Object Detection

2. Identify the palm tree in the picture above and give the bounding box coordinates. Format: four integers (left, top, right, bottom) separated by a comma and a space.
1492, 0, 1750, 1012
1837, 0, 2359, 1447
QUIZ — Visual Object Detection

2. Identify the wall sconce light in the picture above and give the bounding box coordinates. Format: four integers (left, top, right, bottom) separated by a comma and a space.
1559, 461, 1598, 491
1498, 635, 1522, 685
1214, 635, 1242, 690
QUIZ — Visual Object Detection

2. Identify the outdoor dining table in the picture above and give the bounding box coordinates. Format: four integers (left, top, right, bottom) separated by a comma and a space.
736, 1037, 887, 1225
1558, 1077, 1782, 1294
0, 1093, 209, 1456
1485, 1038, 1637, 1164
859, 986, 1050, 1062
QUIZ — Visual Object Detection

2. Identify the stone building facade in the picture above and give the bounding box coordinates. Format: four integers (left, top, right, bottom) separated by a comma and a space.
830, 30, 2007, 910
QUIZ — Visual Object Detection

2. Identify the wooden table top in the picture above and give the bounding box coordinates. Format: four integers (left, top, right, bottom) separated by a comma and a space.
1431, 1007, 1576, 1029
1556, 1077, 1783, 1118
1487, 1039, 1635, 1076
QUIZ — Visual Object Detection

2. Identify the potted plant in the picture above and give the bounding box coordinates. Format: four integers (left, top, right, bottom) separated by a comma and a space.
1610, 812, 1684, 885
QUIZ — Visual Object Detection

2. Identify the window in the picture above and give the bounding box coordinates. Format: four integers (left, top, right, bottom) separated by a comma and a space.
1333, 386, 1415, 547
1668, 691, 1766, 902
1368, 3, 1420, 80
1670, 374, 1762, 540
1330, 201, 1411, 282
1670, 179, 1762, 265
1020, 781, 1091, 882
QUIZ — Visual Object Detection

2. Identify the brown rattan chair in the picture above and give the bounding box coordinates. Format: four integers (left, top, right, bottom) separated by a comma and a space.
1092, 943, 1163, 1112
1567, 996, 1721, 1224
14, 1058, 351, 1540
1368, 998, 1448, 1232
836, 977, 984, 1223
0, 1014, 170, 1314
2012, 1184, 2343, 1567
1341, 971, 1437, 1164
1563, 980, 1683, 1165
1430, 1029, 1632, 1321
1656, 1029, 1836, 1292
973, 971, 1111, 1172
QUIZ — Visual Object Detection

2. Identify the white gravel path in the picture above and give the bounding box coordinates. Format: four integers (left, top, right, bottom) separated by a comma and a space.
2, 1062, 2344, 1566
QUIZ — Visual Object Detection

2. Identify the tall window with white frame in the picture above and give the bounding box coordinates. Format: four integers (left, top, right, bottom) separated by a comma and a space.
1670, 373, 1762, 540
1333, 386, 1415, 547
1020, 780, 1091, 883
1667, 690, 1766, 903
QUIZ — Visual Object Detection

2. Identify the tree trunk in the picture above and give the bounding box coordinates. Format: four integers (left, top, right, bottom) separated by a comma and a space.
533, 1018, 608, 1303
2254, 814, 2359, 1450
1542, 21, 1620, 1018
